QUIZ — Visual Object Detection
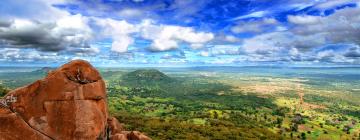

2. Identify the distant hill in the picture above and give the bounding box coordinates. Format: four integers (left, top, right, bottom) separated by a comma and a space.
121, 69, 173, 86
32, 67, 55, 73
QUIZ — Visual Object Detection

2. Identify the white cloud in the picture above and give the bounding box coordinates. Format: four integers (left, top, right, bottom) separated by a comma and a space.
239, 31, 328, 63
94, 19, 214, 52
209, 45, 241, 55
111, 38, 133, 53
117, 9, 144, 19
149, 38, 178, 51
56, 14, 91, 31
140, 20, 214, 51
241, 32, 289, 54
236, 5, 360, 63
200, 51, 209, 57
289, 6, 360, 44
0, 0, 97, 55
224, 35, 240, 42
95, 18, 138, 53
288, 15, 320, 25
0, 48, 63, 62
0, 14, 93, 52
317, 50, 335, 59
190, 43, 204, 49
315, 49, 354, 63
97, 19, 138, 35
2, 0, 358, 64
289, 48, 300, 56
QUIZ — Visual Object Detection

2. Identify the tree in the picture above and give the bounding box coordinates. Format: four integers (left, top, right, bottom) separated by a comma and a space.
291, 124, 298, 132
301, 132, 306, 140
276, 118, 283, 125
323, 130, 328, 134
213, 111, 219, 119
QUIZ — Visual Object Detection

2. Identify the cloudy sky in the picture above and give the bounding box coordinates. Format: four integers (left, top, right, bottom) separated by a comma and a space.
0, 0, 360, 66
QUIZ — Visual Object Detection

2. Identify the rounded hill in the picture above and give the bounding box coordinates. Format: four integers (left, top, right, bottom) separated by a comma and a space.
121, 69, 173, 86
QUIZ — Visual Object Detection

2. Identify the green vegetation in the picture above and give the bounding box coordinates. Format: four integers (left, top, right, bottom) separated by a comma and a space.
106, 69, 360, 139
114, 111, 281, 140
0, 85, 9, 97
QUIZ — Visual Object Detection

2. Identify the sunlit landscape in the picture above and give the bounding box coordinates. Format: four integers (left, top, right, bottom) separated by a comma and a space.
1, 66, 359, 139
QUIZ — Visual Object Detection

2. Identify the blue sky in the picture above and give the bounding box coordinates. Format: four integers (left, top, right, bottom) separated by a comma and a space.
0, 0, 360, 66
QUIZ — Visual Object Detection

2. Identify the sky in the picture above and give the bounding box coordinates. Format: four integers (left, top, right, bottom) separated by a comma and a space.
0, 0, 360, 67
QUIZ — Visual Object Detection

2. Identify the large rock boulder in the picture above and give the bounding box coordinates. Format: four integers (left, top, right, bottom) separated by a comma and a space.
0, 60, 150, 140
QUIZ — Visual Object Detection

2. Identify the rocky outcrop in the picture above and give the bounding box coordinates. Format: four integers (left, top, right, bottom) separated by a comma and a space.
0, 60, 150, 140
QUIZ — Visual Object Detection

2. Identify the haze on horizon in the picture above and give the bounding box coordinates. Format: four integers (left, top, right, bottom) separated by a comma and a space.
1, 0, 360, 67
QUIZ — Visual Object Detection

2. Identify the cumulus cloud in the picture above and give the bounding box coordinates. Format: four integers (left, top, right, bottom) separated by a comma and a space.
285, 5, 360, 63
94, 19, 214, 53
149, 39, 178, 51
140, 20, 214, 51
1, 0, 215, 64
234, 5, 360, 64
95, 18, 137, 53
0, 14, 94, 52
288, 6, 360, 44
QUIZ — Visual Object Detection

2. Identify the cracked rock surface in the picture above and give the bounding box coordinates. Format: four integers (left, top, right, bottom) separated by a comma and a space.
0, 60, 150, 140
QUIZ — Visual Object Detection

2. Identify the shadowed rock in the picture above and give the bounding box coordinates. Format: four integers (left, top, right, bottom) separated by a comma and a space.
0, 60, 150, 140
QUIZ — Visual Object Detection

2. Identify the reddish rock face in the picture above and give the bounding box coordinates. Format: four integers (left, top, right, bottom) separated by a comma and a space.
0, 107, 52, 140
0, 60, 150, 140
